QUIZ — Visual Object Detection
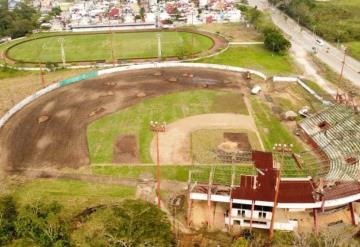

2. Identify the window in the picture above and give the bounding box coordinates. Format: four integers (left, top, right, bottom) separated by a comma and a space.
258, 212, 267, 218
233, 220, 241, 225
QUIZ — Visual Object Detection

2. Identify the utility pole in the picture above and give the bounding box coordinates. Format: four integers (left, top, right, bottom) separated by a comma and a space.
157, 33, 162, 60
108, 17, 116, 67
312, 25, 316, 38
191, 9, 194, 57
38, 43, 47, 88
339, 46, 347, 84
58, 38, 66, 67
269, 143, 293, 241
149, 121, 166, 208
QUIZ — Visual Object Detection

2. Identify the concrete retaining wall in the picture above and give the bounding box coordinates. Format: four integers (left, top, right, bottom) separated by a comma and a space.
273, 76, 331, 105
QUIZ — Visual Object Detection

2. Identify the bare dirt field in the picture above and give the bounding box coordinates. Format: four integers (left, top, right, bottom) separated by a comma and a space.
113, 135, 139, 163
0, 67, 260, 172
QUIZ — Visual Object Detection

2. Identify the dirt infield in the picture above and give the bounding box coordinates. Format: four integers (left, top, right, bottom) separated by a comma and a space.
149, 113, 262, 164
0, 67, 259, 171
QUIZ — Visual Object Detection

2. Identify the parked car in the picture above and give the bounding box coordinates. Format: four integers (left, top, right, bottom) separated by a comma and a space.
316, 39, 325, 46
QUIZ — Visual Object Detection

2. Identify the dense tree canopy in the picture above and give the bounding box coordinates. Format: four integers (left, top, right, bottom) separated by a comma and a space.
73, 200, 173, 247
0, 1, 39, 38
264, 29, 291, 55
0, 196, 173, 247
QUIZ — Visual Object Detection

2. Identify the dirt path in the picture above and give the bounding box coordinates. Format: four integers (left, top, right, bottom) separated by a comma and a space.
0, 67, 257, 172
290, 42, 337, 95
149, 113, 263, 164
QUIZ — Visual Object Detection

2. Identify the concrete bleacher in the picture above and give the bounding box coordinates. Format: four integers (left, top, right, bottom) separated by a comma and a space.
300, 104, 360, 181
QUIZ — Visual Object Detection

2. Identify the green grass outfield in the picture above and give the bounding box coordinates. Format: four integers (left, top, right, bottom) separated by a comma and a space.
87, 90, 248, 164
6, 31, 213, 63
11, 178, 135, 214
197, 45, 299, 76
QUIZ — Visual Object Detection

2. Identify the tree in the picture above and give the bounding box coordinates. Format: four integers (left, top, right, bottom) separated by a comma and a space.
0, 2, 39, 38
264, 29, 291, 55
49, 6, 61, 17
15, 201, 72, 247
0, 195, 17, 245
139, 7, 145, 22
73, 200, 173, 247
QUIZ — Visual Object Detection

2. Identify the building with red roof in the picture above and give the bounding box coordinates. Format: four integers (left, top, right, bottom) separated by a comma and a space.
187, 104, 360, 235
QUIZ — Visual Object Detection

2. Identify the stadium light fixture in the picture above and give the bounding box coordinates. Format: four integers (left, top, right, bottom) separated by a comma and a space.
149, 121, 166, 208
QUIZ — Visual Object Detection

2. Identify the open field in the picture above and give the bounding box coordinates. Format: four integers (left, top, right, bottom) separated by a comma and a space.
197, 45, 299, 75
196, 23, 262, 42
6, 31, 214, 63
346, 41, 360, 61
10, 178, 135, 214
249, 96, 303, 152
88, 90, 248, 164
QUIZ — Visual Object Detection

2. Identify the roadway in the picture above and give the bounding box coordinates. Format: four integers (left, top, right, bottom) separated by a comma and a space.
247, 0, 360, 89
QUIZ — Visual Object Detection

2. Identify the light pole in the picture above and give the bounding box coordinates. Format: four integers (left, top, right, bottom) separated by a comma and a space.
58, 38, 66, 67
269, 143, 293, 242
338, 46, 347, 91
149, 121, 166, 208
157, 33, 162, 60
38, 42, 47, 88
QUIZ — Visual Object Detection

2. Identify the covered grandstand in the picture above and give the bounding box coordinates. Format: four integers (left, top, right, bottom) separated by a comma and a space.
187, 103, 360, 236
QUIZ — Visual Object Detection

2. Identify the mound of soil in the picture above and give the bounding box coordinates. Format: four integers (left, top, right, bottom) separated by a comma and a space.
113, 135, 139, 163
224, 132, 251, 151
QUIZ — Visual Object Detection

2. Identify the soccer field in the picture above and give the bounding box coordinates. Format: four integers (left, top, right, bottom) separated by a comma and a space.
6, 31, 214, 63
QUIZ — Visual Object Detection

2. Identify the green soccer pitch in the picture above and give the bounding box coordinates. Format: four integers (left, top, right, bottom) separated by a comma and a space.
6, 31, 214, 63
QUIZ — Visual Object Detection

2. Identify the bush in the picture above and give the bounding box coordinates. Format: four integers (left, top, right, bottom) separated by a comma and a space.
15, 201, 72, 247
264, 30, 291, 55
0, 196, 17, 246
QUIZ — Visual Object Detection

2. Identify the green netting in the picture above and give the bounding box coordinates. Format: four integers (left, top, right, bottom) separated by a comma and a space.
59, 71, 98, 87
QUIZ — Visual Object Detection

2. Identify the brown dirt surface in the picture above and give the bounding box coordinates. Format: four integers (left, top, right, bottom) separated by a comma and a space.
0, 67, 259, 171
224, 132, 251, 151
113, 135, 139, 163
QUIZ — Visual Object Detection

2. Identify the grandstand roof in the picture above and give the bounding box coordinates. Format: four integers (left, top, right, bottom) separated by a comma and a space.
231, 151, 315, 203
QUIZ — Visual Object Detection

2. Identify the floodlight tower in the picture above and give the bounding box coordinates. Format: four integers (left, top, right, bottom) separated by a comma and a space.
269, 143, 293, 241
149, 121, 166, 208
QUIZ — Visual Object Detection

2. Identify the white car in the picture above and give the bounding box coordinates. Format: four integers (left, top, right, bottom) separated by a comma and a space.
316, 39, 325, 46
251, 85, 262, 95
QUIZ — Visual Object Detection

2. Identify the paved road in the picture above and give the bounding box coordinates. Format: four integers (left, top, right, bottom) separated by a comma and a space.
248, 0, 360, 89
